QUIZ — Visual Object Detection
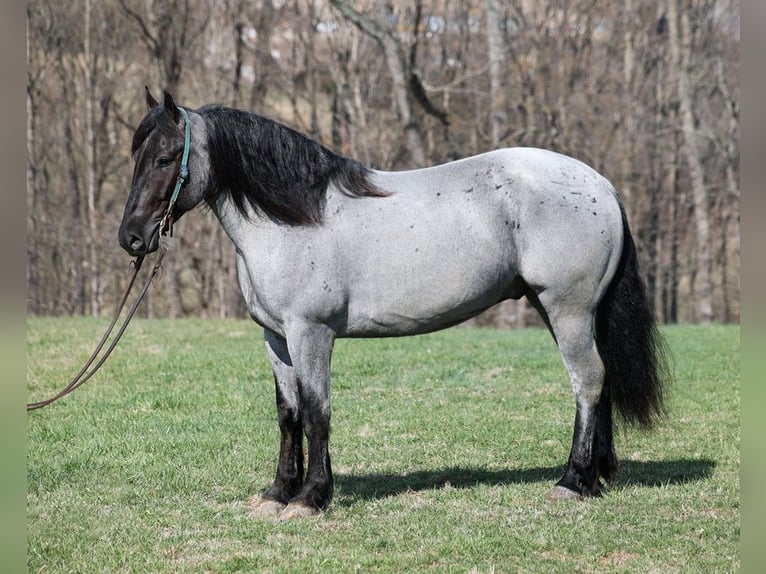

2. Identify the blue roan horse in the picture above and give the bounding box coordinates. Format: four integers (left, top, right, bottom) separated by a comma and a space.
120, 90, 668, 518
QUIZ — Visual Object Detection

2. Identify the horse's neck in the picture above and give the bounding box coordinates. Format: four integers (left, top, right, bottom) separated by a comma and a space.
208, 195, 265, 253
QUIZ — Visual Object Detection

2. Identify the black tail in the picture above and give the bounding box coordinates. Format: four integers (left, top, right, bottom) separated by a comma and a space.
595, 209, 670, 429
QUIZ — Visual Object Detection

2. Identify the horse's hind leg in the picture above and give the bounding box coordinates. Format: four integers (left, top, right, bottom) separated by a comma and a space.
542, 308, 607, 499
251, 330, 305, 517
527, 288, 617, 489
595, 388, 618, 486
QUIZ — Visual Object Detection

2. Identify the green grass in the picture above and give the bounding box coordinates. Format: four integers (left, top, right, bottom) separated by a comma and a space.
27, 319, 739, 573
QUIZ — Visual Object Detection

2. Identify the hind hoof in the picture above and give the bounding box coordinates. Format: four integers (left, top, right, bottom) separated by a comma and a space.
250, 497, 286, 517
546, 485, 583, 502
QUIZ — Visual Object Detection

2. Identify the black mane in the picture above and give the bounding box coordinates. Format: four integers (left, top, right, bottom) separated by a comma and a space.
199, 105, 385, 225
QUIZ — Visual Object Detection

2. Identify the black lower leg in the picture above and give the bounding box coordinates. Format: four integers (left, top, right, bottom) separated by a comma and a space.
263, 383, 304, 504
595, 391, 618, 485
291, 417, 333, 511
263, 421, 304, 504
557, 406, 601, 496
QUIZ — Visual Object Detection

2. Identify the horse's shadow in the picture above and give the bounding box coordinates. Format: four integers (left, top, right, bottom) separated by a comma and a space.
335, 459, 715, 503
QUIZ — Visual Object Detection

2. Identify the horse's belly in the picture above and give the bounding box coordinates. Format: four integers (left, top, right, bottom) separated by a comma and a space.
341, 291, 510, 337
340, 244, 521, 337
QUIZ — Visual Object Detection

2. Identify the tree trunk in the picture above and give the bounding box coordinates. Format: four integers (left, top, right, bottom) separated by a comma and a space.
26, 80, 39, 314
84, 0, 100, 317
665, 141, 680, 324
715, 57, 740, 322
667, 0, 713, 323
485, 0, 506, 147
619, 0, 636, 205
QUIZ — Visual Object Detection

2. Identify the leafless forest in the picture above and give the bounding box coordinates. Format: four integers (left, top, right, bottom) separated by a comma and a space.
26, 0, 739, 325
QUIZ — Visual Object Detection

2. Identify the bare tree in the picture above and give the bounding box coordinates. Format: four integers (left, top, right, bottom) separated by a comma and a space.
116, 0, 210, 93
328, 0, 427, 166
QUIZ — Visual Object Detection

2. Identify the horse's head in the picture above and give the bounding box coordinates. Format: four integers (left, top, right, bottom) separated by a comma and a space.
118, 88, 207, 256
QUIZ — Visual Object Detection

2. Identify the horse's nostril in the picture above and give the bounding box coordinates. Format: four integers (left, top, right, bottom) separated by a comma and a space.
129, 235, 145, 253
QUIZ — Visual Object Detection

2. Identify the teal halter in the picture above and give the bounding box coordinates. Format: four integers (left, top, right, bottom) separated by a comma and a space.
170, 107, 191, 204
160, 107, 191, 237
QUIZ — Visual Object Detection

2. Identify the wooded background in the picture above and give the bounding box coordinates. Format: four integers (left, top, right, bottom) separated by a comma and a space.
26, 0, 739, 325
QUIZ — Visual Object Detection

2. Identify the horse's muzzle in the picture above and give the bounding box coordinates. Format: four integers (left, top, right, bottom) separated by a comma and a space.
118, 221, 160, 256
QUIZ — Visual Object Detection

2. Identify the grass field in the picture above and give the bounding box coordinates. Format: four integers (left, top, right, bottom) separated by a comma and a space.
27, 318, 739, 573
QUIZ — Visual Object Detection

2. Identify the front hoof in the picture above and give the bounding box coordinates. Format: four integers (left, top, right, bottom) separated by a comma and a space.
250, 496, 287, 518
546, 485, 583, 502
281, 502, 321, 520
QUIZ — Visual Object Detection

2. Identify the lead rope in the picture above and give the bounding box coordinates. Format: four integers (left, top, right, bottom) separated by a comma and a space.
26, 247, 167, 411
27, 108, 191, 411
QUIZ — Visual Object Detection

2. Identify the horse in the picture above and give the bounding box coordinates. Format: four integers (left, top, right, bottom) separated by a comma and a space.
119, 89, 668, 519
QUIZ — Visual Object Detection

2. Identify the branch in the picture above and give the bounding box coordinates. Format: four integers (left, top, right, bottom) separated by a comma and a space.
116, 0, 160, 57
410, 71, 449, 126
327, 0, 387, 43
408, 1, 449, 126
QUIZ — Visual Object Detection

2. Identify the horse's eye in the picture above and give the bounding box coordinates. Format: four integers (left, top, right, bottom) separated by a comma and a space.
156, 157, 173, 168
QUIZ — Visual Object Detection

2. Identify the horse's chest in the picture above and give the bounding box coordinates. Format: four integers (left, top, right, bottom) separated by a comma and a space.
235, 251, 286, 334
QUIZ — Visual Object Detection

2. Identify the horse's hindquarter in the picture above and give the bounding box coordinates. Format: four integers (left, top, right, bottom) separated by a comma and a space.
501, 148, 624, 304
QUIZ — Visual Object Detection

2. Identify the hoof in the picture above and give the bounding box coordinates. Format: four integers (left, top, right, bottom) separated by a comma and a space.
250, 497, 286, 518
602, 474, 618, 488
546, 485, 583, 502
281, 502, 321, 520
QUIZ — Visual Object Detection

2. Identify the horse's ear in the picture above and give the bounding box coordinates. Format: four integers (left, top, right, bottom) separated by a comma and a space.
145, 86, 159, 110
163, 90, 181, 123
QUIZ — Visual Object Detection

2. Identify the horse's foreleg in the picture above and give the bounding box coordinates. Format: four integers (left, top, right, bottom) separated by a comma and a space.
251, 330, 305, 517
281, 324, 335, 519
545, 312, 606, 500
